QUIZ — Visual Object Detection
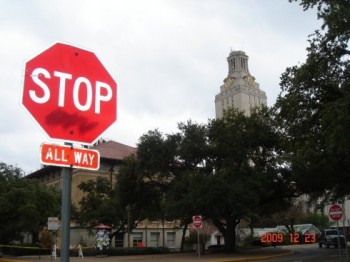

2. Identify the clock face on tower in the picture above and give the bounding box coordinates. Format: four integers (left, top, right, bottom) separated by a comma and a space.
247, 75, 255, 86
224, 77, 233, 88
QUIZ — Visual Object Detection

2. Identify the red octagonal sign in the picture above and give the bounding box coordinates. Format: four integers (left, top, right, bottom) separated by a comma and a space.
329, 204, 343, 221
22, 42, 117, 144
192, 215, 202, 229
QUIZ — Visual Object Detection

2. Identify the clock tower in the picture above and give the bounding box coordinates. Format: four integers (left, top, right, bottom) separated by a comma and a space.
214, 50, 267, 118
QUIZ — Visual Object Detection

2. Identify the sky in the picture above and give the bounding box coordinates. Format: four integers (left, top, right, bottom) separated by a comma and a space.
0, 0, 321, 174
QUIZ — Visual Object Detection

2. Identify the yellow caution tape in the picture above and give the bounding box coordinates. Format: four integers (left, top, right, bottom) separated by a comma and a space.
0, 244, 94, 250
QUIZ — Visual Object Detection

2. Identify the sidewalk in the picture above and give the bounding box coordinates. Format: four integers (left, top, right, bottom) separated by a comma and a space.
0, 247, 294, 262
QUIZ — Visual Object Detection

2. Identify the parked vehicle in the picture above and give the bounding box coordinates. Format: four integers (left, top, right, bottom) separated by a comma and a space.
318, 229, 346, 248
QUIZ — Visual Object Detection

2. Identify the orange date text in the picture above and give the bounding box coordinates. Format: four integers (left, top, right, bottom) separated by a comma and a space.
260, 233, 316, 244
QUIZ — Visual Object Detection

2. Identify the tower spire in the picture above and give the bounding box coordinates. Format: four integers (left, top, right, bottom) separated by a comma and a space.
215, 50, 267, 118
227, 50, 249, 77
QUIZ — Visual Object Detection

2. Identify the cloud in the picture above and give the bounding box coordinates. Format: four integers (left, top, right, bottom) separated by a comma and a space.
0, 0, 320, 173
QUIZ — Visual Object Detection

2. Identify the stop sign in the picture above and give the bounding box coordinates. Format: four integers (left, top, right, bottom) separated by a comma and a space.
192, 215, 202, 229
329, 204, 343, 221
22, 42, 117, 145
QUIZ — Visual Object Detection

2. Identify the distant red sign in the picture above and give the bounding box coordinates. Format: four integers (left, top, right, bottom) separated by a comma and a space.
22, 42, 117, 144
40, 143, 100, 170
192, 215, 202, 229
329, 204, 343, 221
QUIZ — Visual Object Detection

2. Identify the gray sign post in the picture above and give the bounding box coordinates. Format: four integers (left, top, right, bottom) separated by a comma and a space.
60, 166, 72, 262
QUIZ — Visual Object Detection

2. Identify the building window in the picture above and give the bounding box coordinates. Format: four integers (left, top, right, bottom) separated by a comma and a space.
132, 233, 143, 247
216, 235, 222, 245
150, 232, 160, 247
115, 233, 124, 247
167, 232, 176, 248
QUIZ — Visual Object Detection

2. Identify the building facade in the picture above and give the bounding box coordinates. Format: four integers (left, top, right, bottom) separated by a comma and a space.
27, 140, 186, 250
215, 50, 267, 118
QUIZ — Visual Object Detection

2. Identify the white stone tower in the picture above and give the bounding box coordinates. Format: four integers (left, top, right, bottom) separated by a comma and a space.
214, 50, 267, 118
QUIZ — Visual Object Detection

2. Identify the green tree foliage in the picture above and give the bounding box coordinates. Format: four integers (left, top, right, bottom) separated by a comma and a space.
275, 0, 350, 199
117, 123, 210, 250
118, 130, 173, 218
118, 152, 166, 222
197, 109, 291, 252
298, 212, 330, 230
165, 121, 209, 251
75, 177, 130, 239
118, 108, 292, 252
0, 162, 60, 244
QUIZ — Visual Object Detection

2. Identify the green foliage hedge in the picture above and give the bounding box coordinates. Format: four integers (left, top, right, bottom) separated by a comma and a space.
1, 245, 170, 257
0, 244, 51, 256
84, 247, 170, 256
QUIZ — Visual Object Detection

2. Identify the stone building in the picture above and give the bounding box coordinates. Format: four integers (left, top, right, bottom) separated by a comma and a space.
27, 140, 186, 249
215, 50, 267, 118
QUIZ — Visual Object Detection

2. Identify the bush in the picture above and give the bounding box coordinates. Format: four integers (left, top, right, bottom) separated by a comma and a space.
1, 244, 51, 256
72, 246, 170, 257
1, 245, 170, 257
108, 247, 169, 256
207, 245, 224, 253
242, 235, 270, 247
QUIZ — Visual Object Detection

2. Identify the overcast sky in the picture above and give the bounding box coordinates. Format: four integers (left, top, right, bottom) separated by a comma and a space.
1, 0, 321, 174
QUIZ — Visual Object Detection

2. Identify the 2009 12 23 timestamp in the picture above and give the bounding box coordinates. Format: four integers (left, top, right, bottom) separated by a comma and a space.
260, 233, 317, 244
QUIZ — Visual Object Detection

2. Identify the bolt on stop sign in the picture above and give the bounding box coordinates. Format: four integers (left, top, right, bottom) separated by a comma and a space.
22, 42, 117, 144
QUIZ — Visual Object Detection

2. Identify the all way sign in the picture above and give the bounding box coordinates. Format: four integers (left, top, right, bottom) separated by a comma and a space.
40, 143, 100, 170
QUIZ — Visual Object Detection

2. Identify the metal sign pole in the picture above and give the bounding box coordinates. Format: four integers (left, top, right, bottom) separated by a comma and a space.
197, 229, 200, 259
337, 220, 342, 261
60, 165, 72, 262
342, 203, 349, 261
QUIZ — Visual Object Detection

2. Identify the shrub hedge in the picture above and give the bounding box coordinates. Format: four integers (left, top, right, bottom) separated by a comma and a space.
1, 245, 170, 257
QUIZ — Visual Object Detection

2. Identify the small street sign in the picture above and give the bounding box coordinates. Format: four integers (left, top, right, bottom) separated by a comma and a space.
192, 215, 202, 229
40, 143, 100, 170
48, 217, 59, 231
329, 204, 343, 221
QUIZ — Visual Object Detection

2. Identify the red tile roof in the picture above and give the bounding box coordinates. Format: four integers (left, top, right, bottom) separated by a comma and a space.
91, 140, 136, 161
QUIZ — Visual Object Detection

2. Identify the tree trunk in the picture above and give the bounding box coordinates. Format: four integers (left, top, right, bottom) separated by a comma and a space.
223, 218, 237, 252
250, 225, 254, 238
32, 230, 39, 244
180, 223, 188, 252
211, 215, 239, 253
284, 218, 295, 233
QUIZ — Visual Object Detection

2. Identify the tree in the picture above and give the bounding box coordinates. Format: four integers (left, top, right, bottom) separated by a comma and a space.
193, 108, 291, 252
118, 108, 292, 252
115, 124, 206, 250
0, 162, 60, 243
118, 129, 179, 219
75, 177, 134, 243
120, 123, 210, 250
165, 121, 209, 251
298, 212, 330, 230
270, 199, 308, 233
274, 0, 350, 199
